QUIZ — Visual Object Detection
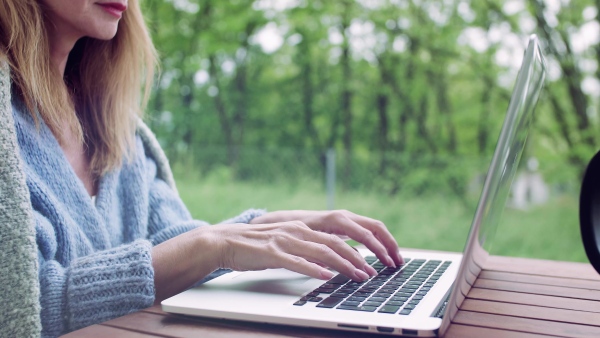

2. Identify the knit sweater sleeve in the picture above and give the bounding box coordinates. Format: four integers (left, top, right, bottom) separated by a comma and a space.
35, 211, 155, 337
140, 137, 266, 244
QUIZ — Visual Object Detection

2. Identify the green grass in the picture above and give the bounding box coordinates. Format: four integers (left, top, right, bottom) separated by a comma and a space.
174, 172, 588, 263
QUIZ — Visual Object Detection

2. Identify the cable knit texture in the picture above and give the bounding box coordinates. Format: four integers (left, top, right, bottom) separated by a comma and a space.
0, 62, 265, 337
0, 61, 42, 337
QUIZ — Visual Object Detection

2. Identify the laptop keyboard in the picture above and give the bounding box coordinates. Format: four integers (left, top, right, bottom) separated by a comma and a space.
293, 256, 451, 315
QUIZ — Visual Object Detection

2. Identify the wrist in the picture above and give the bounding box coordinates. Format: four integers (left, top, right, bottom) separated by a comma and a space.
190, 226, 225, 271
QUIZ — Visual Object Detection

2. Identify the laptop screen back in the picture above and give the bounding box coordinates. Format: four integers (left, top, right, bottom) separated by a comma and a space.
439, 35, 547, 335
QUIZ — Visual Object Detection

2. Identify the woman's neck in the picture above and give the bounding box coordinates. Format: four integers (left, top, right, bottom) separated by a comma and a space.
46, 27, 96, 195
46, 22, 81, 77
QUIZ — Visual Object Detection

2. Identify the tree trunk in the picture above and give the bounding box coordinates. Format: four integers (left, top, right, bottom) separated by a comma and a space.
530, 0, 595, 156
208, 54, 235, 166
341, 1, 353, 188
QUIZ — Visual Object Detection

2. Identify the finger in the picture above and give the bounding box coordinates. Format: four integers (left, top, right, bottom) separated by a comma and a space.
272, 252, 335, 280
286, 238, 370, 282
347, 213, 404, 266
304, 228, 378, 276
272, 223, 371, 278
283, 221, 374, 275
334, 216, 397, 268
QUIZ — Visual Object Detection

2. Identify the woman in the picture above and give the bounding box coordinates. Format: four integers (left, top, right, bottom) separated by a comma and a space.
0, 0, 402, 336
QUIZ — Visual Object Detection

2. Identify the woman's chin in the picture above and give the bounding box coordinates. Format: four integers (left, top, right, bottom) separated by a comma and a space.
86, 25, 119, 41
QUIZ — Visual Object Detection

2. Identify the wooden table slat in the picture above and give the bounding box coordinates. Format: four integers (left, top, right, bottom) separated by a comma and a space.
474, 278, 600, 301
453, 311, 600, 338
143, 305, 169, 315
479, 270, 600, 290
102, 311, 284, 338
102, 309, 384, 338
467, 288, 600, 313
62, 324, 166, 338
444, 323, 556, 338
460, 299, 600, 326
485, 256, 600, 281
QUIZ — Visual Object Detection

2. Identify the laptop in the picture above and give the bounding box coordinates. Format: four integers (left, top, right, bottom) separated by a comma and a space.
162, 35, 547, 337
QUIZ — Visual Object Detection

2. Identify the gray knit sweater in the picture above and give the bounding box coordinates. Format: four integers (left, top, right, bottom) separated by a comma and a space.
0, 62, 263, 337
0, 62, 41, 337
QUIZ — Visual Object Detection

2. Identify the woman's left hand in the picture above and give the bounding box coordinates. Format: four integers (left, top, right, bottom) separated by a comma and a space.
250, 210, 403, 268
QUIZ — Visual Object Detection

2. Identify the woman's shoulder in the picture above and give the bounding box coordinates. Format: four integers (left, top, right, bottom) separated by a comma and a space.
136, 119, 177, 192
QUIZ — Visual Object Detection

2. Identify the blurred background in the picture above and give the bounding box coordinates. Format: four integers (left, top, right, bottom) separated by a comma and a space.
142, 0, 599, 262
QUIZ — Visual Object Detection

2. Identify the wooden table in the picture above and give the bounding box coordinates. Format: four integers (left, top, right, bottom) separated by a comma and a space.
63, 254, 600, 338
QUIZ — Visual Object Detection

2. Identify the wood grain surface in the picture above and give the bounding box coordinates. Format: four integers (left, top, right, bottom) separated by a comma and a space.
62, 253, 600, 337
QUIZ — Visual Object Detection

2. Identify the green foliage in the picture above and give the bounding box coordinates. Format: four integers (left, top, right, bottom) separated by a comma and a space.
143, 0, 600, 186
145, 0, 598, 260
176, 172, 587, 262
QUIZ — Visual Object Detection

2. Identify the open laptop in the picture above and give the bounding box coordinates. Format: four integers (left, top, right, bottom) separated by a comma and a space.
162, 35, 547, 337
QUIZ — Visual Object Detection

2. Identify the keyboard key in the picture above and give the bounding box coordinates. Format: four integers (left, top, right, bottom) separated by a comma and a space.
308, 297, 323, 302
337, 305, 359, 310
328, 274, 351, 285
365, 256, 377, 263
315, 288, 336, 294
399, 309, 412, 315
374, 291, 393, 296
341, 300, 362, 306
348, 296, 368, 302
338, 305, 378, 312
386, 281, 403, 286
404, 304, 416, 310
398, 290, 415, 295
294, 300, 307, 306
368, 296, 388, 302
364, 301, 384, 307
391, 296, 409, 302
357, 306, 378, 312
378, 305, 400, 314
385, 301, 404, 306
317, 297, 344, 308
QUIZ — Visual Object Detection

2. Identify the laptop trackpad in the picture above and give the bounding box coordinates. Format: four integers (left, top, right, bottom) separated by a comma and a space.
206, 269, 318, 296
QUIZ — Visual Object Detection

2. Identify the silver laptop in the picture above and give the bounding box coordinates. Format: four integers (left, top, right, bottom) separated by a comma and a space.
162, 35, 547, 337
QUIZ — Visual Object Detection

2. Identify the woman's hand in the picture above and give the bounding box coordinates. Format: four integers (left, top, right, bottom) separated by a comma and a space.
152, 219, 378, 303
205, 221, 377, 280
250, 210, 403, 268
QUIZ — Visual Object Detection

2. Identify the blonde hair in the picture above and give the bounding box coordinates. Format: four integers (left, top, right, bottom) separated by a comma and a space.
0, 0, 157, 175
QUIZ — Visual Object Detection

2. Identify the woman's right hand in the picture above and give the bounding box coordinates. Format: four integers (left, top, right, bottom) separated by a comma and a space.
152, 221, 377, 304
205, 221, 377, 281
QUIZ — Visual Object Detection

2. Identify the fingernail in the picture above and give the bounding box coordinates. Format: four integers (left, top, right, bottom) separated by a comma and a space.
354, 269, 369, 281
387, 256, 396, 268
321, 270, 335, 280
364, 264, 377, 277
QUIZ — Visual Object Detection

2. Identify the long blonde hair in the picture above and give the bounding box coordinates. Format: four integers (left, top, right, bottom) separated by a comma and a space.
0, 0, 157, 175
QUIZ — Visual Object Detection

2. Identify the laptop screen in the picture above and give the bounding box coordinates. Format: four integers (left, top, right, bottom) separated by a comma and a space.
439, 35, 547, 335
